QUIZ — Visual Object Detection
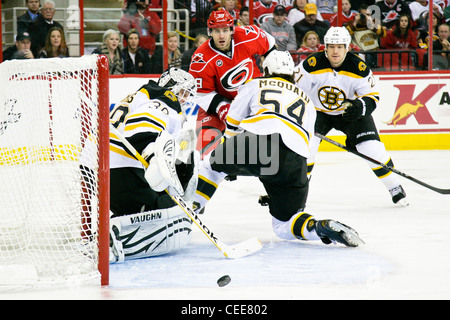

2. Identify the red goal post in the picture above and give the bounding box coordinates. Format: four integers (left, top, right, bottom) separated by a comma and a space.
0, 54, 110, 288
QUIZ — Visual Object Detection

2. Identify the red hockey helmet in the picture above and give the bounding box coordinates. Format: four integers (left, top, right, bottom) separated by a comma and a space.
207, 10, 235, 29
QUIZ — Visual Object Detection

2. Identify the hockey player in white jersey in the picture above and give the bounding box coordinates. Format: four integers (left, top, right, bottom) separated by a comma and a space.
193, 50, 364, 248
295, 27, 408, 206
108, 68, 199, 263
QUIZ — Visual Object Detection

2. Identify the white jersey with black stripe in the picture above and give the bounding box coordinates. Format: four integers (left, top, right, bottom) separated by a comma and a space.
110, 98, 183, 170
294, 51, 380, 116
225, 77, 316, 159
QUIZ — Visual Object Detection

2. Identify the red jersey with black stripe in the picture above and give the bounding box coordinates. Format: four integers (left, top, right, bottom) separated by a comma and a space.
189, 25, 275, 102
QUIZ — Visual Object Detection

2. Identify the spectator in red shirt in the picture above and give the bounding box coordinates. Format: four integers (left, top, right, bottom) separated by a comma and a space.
118, 0, 162, 56
329, 0, 357, 27
296, 30, 324, 62
381, 14, 417, 49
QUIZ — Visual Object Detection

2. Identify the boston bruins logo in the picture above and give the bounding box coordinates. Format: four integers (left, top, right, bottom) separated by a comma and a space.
318, 86, 347, 110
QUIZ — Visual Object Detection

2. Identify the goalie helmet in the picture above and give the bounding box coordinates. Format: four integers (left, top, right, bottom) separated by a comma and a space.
324, 26, 351, 49
262, 50, 294, 76
158, 67, 197, 109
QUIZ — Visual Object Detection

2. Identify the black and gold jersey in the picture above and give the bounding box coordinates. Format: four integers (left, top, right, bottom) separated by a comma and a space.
109, 81, 183, 170
294, 51, 379, 116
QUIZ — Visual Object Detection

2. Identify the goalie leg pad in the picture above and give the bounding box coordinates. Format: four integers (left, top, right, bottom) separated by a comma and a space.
110, 206, 193, 261
110, 216, 125, 264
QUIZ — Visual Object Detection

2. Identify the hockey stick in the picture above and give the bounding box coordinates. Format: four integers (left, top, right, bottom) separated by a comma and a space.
110, 123, 263, 258
316, 132, 450, 195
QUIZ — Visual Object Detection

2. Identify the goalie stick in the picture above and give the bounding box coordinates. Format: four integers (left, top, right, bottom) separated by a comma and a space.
316, 132, 450, 195
109, 123, 263, 258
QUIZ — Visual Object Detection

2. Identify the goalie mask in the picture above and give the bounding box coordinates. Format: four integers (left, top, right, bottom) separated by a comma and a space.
158, 67, 197, 110
262, 50, 294, 77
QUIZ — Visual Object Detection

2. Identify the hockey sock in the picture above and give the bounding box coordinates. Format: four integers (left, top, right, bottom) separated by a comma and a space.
306, 134, 321, 178
272, 212, 320, 241
356, 140, 401, 190
193, 154, 227, 211
291, 212, 321, 241
307, 162, 314, 178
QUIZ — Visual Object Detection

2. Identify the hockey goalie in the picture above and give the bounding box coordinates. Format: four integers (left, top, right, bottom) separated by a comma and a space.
108, 68, 199, 263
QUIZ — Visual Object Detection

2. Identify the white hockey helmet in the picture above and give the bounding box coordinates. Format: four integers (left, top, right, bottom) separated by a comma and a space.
324, 26, 351, 49
158, 67, 197, 109
262, 50, 295, 77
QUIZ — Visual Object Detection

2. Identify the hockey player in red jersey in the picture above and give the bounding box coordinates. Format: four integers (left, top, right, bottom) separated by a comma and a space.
189, 9, 276, 157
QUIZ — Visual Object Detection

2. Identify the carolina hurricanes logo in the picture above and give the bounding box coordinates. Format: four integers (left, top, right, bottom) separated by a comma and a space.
220, 58, 253, 92
191, 53, 206, 64
257, 13, 273, 26
382, 10, 399, 23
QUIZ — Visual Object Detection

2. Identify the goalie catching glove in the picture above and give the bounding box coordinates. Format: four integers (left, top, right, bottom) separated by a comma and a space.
143, 130, 199, 199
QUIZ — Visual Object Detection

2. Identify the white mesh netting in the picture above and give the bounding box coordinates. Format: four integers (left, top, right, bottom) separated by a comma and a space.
0, 55, 106, 288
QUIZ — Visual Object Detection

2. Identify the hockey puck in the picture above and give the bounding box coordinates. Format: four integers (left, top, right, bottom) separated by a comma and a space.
217, 275, 231, 287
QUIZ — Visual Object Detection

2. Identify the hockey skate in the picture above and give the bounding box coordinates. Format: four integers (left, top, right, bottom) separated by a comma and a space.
389, 185, 409, 206
315, 219, 365, 247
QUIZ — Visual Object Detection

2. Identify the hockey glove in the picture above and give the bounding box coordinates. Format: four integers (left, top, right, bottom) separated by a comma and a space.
342, 99, 365, 121
216, 102, 231, 123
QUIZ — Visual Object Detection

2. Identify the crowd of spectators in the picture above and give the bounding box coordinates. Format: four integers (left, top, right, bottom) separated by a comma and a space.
3, 0, 450, 71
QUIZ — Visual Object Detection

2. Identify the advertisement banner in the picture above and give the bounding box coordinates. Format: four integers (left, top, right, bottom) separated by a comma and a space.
110, 72, 450, 151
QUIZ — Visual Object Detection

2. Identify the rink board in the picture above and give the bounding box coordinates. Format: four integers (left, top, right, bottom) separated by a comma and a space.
109, 71, 450, 151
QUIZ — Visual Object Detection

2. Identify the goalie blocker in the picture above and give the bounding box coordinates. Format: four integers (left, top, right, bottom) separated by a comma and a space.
144, 130, 199, 201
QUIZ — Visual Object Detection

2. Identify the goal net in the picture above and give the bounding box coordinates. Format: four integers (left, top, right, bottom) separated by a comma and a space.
0, 55, 110, 289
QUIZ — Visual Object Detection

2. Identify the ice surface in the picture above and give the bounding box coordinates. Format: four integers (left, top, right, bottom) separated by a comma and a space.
2, 150, 450, 300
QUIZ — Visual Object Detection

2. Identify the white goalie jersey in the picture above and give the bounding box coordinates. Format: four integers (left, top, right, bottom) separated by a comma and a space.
109, 83, 184, 170
225, 77, 316, 159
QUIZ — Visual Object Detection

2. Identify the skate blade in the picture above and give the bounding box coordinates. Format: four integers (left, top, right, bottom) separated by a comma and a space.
329, 221, 365, 247
396, 198, 409, 207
